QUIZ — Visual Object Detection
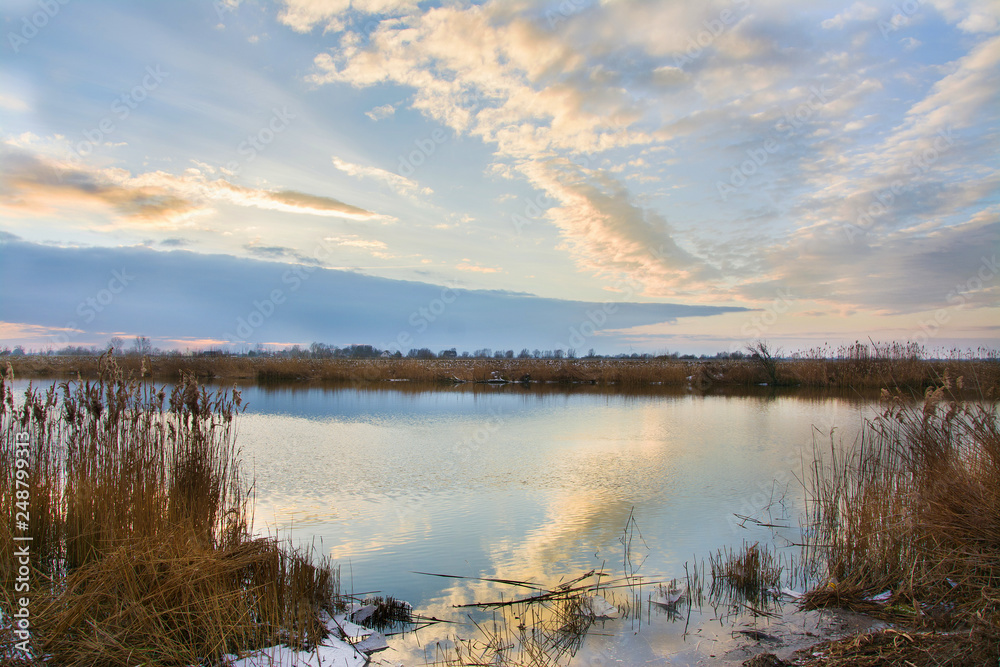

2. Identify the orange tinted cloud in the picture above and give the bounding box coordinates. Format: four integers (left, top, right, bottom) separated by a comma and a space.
0, 144, 382, 226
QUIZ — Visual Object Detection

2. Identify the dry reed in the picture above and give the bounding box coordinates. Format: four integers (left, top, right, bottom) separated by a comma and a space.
0, 354, 340, 665
7, 346, 998, 392
800, 375, 1000, 663
792, 626, 1000, 667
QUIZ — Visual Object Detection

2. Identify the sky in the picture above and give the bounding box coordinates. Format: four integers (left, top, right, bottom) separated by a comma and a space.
0, 0, 998, 355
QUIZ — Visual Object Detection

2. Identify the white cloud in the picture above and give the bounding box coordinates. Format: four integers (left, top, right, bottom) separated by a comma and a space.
900, 33, 1000, 139
822, 2, 880, 29
456, 259, 501, 273
517, 158, 717, 297
652, 66, 688, 87
305, 2, 697, 292
324, 234, 392, 258
306, 4, 653, 157
332, 156, 432, 197
927, 0, 1000, 33
296, 0, 1000, 311
364, 103, 396, 120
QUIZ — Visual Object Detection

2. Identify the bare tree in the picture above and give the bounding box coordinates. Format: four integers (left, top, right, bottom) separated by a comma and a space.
108, 336, 125, 355
131, 336, 152, 356
747, 340, 780, 386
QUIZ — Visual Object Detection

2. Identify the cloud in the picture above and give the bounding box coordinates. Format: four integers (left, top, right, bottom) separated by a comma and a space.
244, 242, 322, 264
296, 1, 1000, 310
332, 156, 431, 197
324, 234, 392, 258
278, 0, 419, 33
0, 142, 381, 225
159, 238, 190, 247
517, 159, 718, 297
651, 66, 689, 87
365, 103, 396, 121
0, 239, 744, 351
303, 2, 717, 295
927, 0, 1000, 34
456, 260, 501, 273
773, 33, 1000, 248
305, 4, 655, 157
741, 207, 1000, 313
0, 321, 81, 342
821, 3, 880, 29
0, 144, 196, 224
258, 188, 375, 218
13, 0, 988, 327
898, 33, 1000, 141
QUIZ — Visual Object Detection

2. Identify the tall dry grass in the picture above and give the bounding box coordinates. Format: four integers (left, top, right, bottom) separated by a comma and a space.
789, 341, 1000, 392
0, 355, 339, 665
250, 357, 695, 386
801, 375, 1000, 662
7, 347, 999, 393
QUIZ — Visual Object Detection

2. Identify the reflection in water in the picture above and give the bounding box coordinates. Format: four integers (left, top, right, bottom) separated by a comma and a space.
231, 382, 876, 664
9, 379, 877, 663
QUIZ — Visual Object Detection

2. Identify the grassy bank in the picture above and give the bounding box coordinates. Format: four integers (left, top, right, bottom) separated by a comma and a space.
6, 350, 999, 392
0, 357, 338, 665
799, 377, 1000, 665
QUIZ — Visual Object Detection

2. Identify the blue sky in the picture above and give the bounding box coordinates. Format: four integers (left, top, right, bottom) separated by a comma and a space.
0, 0, 997, 354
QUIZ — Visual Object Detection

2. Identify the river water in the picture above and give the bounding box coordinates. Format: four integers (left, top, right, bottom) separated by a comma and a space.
233, 382, 877, 665
10, 378, 880, 663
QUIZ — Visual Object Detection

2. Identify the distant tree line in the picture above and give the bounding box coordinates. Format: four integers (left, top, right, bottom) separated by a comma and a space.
6, 338, 992, 361
1, 337, 756, 361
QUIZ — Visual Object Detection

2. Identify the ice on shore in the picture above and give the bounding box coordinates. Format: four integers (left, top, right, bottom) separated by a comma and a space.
650, 583, 686, 607
581, 594, 619, 619
864, 590, 892, 603
225, 640, 367, 667
225, 607, 392, 667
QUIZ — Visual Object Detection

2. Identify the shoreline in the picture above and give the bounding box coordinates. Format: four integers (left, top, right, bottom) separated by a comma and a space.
6, 355, 999, 393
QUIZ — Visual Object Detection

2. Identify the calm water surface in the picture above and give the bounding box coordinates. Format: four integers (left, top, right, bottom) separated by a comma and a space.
233, 383, 876, 664
13, 379, 879, 664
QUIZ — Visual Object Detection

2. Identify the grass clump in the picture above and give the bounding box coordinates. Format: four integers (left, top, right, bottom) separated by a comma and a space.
350, 595, 413, 631
801, 376, 1000, 663
0, 354, 339, 665
709, 541, 782, 609
32, 535, 336, 666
